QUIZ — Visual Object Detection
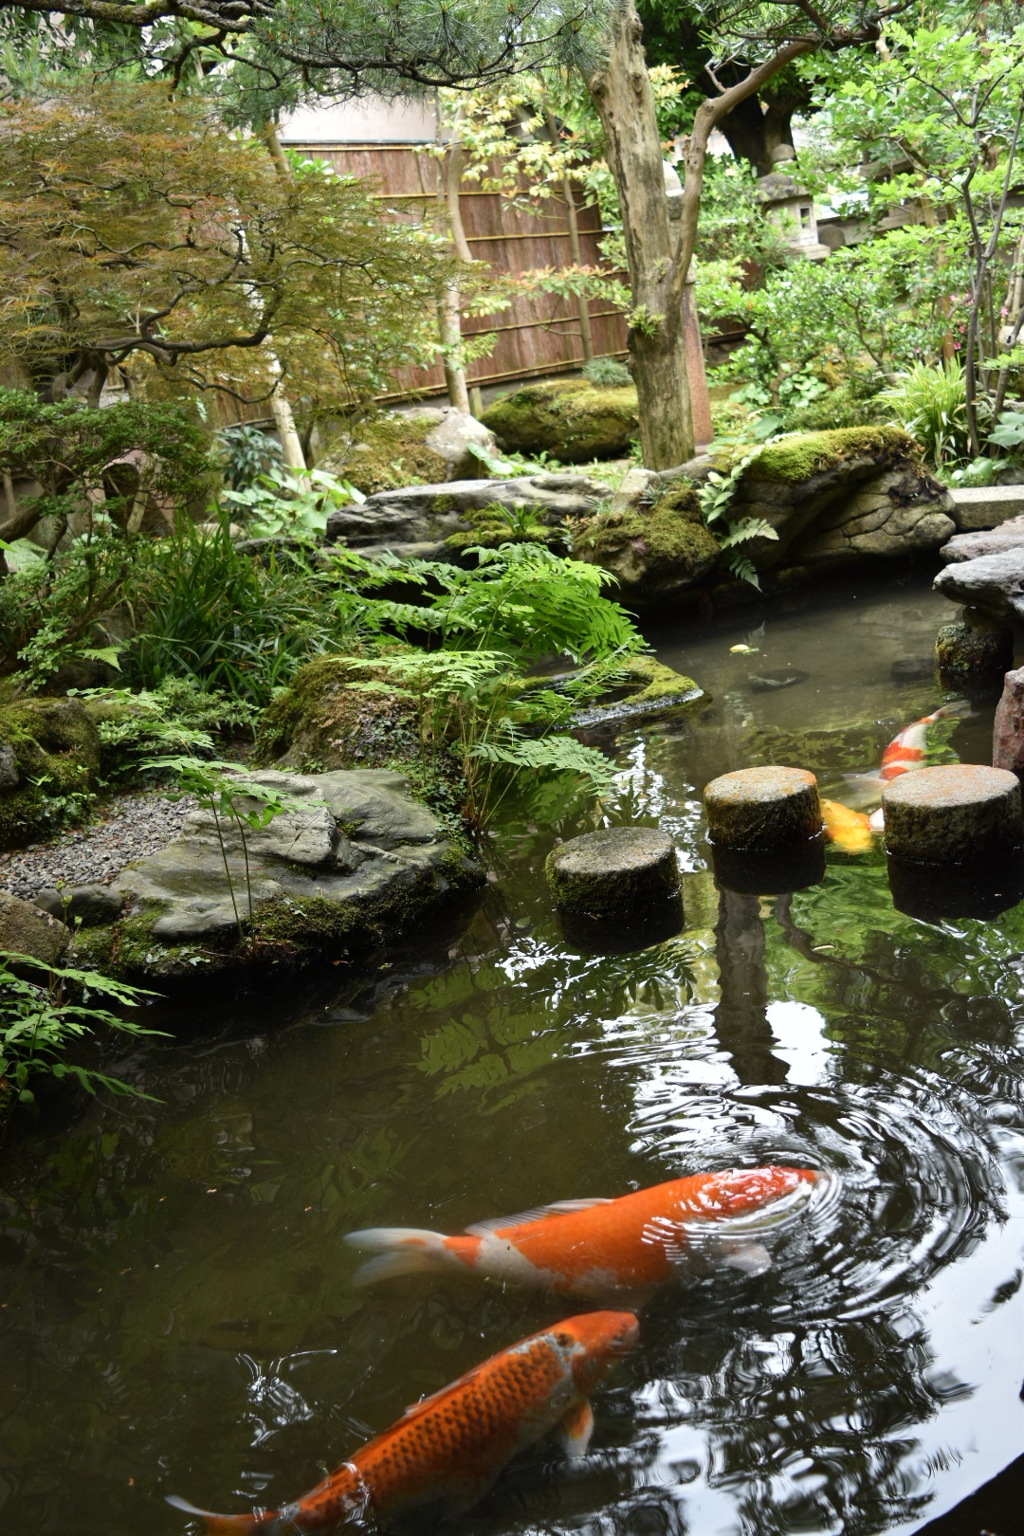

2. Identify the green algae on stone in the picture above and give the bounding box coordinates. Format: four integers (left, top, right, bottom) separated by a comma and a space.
572, 481, 720, 605
545, 826, 679, 920
481, 379, 639, 463
0, 697, 102, 849
935, 618, 1013, 680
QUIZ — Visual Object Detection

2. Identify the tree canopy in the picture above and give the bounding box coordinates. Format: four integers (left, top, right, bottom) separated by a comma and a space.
0, 81, 451, 411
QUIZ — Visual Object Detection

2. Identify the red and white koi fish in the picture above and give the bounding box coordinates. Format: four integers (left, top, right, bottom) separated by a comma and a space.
167, 1310, 639, 1535
345, 1166, 821, 1299
880, 701, 966, 782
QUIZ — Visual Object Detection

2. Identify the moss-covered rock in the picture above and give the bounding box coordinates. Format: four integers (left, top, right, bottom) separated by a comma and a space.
732, 425, 920, 484
254, 656, 420, 773
0, 697, 101, 850
317, 413, 449, 496
572, 482, 721, 608
481, 380, 639, 463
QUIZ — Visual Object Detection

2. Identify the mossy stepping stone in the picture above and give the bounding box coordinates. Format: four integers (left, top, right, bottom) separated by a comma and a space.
545, 827, 679, 921
705, 767, 822, 852
883, 764, 1021, 864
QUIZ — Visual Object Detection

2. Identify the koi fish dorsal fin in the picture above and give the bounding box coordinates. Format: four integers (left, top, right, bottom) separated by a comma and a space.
466, 1198, 611, 1236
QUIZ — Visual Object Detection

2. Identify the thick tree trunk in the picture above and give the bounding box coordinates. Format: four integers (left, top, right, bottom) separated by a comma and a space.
588, 3, 694, 468
717, 92, 797, 179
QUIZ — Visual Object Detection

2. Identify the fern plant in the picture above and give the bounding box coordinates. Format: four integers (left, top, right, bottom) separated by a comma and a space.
698, 445, 779, 590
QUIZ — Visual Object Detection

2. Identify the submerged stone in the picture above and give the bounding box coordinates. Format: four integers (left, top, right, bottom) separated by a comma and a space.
545, 827, 680, 922
882, 764, 1022, 865
704, 767, 822, 853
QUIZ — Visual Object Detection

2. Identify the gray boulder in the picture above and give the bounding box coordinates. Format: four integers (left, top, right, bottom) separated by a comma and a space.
403, 406, 498, 480
74, 768, 482, 986
324, 473, 607, 560
0, 890, 69, 966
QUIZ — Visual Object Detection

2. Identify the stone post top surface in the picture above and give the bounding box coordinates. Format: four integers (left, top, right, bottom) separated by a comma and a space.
548, 826, 674, 873
705, 766, 818, 803
882, 763, 1019, 808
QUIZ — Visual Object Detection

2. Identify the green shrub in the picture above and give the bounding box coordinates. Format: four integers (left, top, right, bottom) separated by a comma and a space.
581, 356, 633, 388
877, 361, 971, 466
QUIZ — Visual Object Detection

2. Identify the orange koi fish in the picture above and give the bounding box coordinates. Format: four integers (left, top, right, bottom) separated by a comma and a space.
346, 1166, 821, 1299
880, 701, 965, 782
167, 1311, 639, 1535
820, 798, 874, 854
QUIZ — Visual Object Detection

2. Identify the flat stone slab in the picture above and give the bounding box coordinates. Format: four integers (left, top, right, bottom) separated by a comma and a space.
545, 827, 679, 920
933, 548, 1024, 622
882, 764, 1021, 863
705, 767, 822, 852
76, 768, 482, 985
949, 485, 1024, 531
940, 514, 1024, 562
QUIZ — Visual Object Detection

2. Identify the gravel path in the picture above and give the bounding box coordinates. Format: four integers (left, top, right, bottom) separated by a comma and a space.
0, 793, 195, 902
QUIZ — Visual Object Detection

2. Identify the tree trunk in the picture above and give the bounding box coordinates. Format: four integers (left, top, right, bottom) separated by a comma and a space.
436, 127, 472, 413
543, 107, 594, 365
588, 3, 693, 469
717, 92, 796, 179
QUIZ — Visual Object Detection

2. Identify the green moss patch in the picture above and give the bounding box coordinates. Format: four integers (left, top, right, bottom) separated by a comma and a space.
573, 482, 721, 589
254, 656, 420, 772
0, 697, 101, 849
481, 380, 639, 463
317, 413, 448, 496
443, 502, 565, 553
733, 426, 920, 485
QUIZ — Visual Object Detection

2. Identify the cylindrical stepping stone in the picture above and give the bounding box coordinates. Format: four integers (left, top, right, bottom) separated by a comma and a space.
704, 766, 822, 852
545, 827, 679, 921
883, 764, 1021, 864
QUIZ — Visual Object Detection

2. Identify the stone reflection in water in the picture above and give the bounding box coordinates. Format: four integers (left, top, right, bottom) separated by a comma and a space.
714, 888, 790, 1088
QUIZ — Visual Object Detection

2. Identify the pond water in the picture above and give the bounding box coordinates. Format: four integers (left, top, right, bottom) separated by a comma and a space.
3, 571, 1024, 1536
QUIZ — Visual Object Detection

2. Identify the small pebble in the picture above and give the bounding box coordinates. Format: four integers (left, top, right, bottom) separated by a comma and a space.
0, 792, 195, 902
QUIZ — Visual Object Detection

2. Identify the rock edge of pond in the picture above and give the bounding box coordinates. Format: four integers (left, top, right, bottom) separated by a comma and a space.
11, 767, 485, 995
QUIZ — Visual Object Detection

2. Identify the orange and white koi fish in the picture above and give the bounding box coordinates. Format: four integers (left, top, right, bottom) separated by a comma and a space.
820, 798, 875, 854
879, 701, 966, 782
345, 1166, 821, 1299
167, 1311, 639, 1535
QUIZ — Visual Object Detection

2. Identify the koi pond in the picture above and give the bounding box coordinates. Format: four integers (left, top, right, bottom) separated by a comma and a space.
2, 571, 1024, 1535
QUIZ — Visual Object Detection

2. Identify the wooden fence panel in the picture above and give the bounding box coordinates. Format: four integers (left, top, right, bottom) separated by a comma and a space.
290, 142, 629, 401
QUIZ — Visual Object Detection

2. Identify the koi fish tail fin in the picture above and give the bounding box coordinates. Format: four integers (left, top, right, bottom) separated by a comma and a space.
936, 699, 970, 718
344, 1226, 451, 1286
165, 1495, 269, 1534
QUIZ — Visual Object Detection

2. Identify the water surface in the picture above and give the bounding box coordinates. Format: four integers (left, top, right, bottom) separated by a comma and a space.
2, 571, 1023, 1536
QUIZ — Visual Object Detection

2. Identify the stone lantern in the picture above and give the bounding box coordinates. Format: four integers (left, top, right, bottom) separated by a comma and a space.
755, 169, 830, 259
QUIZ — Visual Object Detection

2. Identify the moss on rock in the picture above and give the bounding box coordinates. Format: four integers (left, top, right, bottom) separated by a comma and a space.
317, 413, 448, 496
254, 656, 421, 773
733, 426, 920, 485
481, 379, 639, 463
0, 697, 101, 849
572, 481, 720, 605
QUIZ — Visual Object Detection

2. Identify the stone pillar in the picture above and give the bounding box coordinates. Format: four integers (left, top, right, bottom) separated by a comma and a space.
882, 763, 1021, 865
993, 665, 1024, 778
546, 826, 682, 948
704, 766, 825, 894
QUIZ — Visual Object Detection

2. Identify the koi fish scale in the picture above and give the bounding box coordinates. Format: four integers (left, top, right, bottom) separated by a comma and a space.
168, 1312, 639, 1535
346, 1166, 821, 1298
